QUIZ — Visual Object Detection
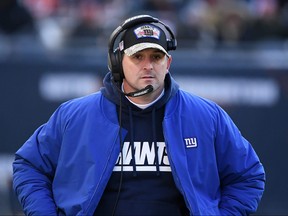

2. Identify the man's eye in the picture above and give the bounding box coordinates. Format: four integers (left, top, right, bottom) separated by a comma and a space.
133, 54, 142, 60
152, 55, 163, 61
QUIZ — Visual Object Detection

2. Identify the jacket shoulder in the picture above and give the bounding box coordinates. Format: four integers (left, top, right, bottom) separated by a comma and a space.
168, 90, 220, 116
57, 92, 102, 115
62, 92, 102, 108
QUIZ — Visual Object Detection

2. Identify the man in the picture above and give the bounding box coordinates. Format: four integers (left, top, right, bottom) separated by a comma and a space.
13, 15, 265, 215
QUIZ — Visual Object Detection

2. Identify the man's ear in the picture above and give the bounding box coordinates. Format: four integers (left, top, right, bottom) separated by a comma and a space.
166, 55, 172, 72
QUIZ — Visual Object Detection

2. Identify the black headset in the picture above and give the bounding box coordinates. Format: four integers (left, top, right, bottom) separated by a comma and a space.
108, 15, 177, 83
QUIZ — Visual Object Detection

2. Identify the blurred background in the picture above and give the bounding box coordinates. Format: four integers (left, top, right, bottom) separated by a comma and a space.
1, 0, 288, 215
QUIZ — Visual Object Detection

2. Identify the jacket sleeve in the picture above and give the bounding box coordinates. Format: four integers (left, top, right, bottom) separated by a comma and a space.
13, 107, 64, 216
214, 106, 265, 215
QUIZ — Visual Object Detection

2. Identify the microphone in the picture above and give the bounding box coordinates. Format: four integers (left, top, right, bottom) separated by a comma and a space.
112, 78, 154, 97
124, 85, 153, 97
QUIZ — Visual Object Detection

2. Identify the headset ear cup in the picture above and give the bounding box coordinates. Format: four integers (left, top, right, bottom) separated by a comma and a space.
167, 39, 177, 51
115, 49, 124, 82
110, 49, 123, 82
117, 50, 124, 81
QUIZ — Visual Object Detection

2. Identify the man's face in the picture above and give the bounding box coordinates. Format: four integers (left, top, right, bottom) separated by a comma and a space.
122, 48, 172, 98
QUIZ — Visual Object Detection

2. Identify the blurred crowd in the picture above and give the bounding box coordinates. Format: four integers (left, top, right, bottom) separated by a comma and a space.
1, 0, 288, 50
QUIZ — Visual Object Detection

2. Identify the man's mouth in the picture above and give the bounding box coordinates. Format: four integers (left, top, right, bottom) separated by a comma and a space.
142, 75, 154, 79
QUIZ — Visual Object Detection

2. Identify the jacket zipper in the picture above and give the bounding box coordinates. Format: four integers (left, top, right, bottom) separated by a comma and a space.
163, 126, 193, 215
83, 137, 120, 215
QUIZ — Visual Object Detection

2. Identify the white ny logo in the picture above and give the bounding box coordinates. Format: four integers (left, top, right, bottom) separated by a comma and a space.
184, 137, 198, 148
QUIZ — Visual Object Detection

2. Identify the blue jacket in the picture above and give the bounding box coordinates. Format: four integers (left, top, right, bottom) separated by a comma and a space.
13, 74, 265, 216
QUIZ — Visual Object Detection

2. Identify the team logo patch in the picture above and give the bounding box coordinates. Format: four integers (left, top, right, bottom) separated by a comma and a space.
134, 25, 161, 40
184, 137, 198, 148
119, 40, 124, 51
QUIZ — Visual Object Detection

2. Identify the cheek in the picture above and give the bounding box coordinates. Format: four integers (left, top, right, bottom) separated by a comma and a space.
156, 63, 168, 76
122, 60, 131, 74
122, 62, 138, 80
157, 59, 169, 71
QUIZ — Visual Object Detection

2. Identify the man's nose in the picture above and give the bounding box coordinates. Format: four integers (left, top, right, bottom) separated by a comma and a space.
143, 58, 153, 70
